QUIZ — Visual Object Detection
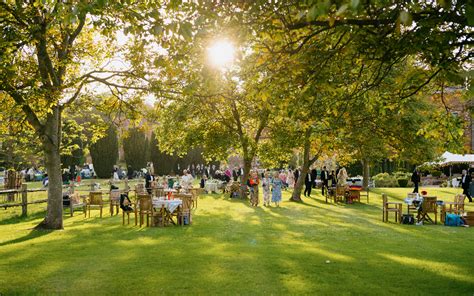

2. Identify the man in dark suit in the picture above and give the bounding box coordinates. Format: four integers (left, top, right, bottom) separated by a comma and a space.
461, 170, 472, 202
411, 169, 421, 193
311, 167, 318, 188
304, 171, 312, 197
320, 166, 328, 195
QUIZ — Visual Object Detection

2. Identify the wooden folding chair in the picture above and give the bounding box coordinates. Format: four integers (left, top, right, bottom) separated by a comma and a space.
441, 194, 465, 223
175, 193, 193, 226
134, 184, 145, 198
86, 191, 104, 218
419, 196, 437, 224
359, 187, 369, 203
64, 192, 85, 217
122, 196, 137, 226
335, 186, 347, 203
188, 188, 201, 208
152, 187, 165, 198
325, 187, 336, 203
137, 194, 153, 227
382, 193, 402, 223
407, 193, 419, 215
109, 189, 121, 216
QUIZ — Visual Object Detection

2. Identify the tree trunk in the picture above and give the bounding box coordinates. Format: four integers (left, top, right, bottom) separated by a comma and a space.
35, 106, 63, 230
291, 129, 311, 202
240, 157, 252, 199
362, 159, 370, 189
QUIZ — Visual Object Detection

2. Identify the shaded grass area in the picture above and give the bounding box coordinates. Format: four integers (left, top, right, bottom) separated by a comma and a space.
0, 187, 473, 295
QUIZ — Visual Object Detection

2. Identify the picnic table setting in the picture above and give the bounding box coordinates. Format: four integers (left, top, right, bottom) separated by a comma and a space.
326, 183, 368, 204
384, 191, 472, 227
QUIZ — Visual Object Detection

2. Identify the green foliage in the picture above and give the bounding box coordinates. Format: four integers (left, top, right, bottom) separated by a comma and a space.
374, 172, 415, 187
90, 126, 118, 178
60, 120, 85, 168
123, 128, 148, 172
149, 132, 177, 175
372, 173, 398, 187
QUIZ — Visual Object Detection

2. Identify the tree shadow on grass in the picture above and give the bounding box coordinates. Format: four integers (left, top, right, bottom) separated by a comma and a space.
0, 210, 46, 225
0, 228, 52, 247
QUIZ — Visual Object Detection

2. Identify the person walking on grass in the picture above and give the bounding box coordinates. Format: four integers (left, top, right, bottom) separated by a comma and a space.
271, 171, 283, 207
304, 171, 312, 197
321, 166, 328, 196
411, 168, 421, 193
461, 169, 472, 202
247, 171, 260, 207
262, 172, 271, 207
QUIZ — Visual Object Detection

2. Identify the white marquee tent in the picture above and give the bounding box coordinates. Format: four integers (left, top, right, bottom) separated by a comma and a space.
437, 151, 474, 166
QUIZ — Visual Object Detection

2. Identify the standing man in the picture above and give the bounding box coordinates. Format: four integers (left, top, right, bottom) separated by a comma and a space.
304, 171, 312, 197
411, 168, 421, 194
311, 167, 318, 189
145, 171, 154, 194
320, 166, 328, 196
461, 169, 472, 202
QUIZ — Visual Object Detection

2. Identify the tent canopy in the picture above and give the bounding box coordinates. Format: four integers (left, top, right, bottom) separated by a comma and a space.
437, 151, 474, 167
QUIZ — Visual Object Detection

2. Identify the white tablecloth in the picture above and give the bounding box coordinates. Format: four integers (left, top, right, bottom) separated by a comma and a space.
152, 198, 182, 213
204, 182, 219, 193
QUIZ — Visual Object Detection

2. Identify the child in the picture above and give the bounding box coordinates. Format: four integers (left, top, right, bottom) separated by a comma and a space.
262, 172, 271, 206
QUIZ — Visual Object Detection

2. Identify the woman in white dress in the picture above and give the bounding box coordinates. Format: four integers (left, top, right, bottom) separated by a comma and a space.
337, 167, 348, 187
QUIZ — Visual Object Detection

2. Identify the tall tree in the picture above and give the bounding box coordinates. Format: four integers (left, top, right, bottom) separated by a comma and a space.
0, 1, 191, 228
123, 127, 147, 172
90, 125, 118, 179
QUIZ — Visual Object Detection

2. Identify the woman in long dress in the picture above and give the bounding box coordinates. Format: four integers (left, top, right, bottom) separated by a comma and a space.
271, 171, 283, 207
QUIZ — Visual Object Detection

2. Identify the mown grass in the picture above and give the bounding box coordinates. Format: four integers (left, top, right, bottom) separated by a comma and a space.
0, 186, 473, 295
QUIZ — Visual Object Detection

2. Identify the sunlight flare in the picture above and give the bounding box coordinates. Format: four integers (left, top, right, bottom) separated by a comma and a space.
207, 40, 235, 70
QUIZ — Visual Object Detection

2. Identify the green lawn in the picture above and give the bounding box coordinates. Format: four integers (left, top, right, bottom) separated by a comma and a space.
1, 186, 473, 295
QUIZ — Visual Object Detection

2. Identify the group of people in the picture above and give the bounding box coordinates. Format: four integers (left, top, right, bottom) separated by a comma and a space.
303, 166, 348, 197
144, 169, 195, 194
247, 170, 282, 207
